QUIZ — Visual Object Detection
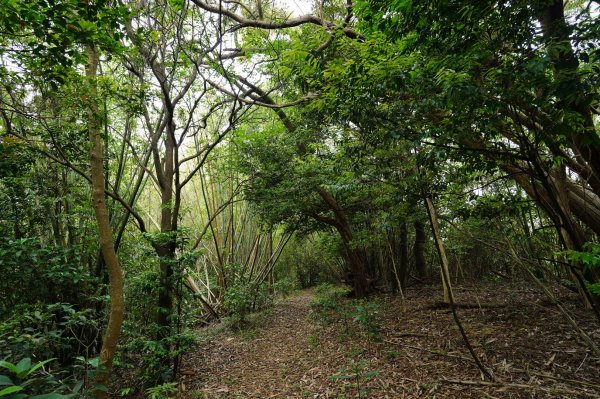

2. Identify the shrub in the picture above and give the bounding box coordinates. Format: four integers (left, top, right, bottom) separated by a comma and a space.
0, 303, 100, 366
223, 281, 271, 327
310, 284, 351, 324
0, 357, 80, 398
350, 299, 381, 341
0, 239, 97, 317
121, 327, 196, 386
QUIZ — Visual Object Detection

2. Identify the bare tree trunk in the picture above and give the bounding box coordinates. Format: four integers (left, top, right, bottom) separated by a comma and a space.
156, 119, 176, 341
424, 198, 453, 304
386, 236, 398, 293
86, 46, 124, 399
399, 221, 408, 289
424, 197, 493, 380
414, 220, 428, 279
268, 230, 274, 294
315, 186, 369, 297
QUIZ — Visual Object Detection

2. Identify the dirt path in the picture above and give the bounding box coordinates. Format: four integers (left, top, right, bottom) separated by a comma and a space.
182, 290, 324, 398
180, 285, 600, 399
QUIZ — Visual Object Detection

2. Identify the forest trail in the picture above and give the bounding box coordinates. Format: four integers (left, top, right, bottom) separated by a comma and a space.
182, 290, 323, 398
180, 286, 600, 399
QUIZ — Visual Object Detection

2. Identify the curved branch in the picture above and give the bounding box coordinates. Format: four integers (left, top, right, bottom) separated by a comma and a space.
205, 77, 319, 109
189, 0, 362, 39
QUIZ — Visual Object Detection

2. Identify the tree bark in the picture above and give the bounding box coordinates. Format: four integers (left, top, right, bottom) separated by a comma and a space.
155, 111, 177, 341
537, 0, 600, 182
424, 197, 493, 379
315, 186, 369, 297
424, 198, 453, 304
399, 221, 408, 289
414, 220, 428, 279
86, 46, 124, 399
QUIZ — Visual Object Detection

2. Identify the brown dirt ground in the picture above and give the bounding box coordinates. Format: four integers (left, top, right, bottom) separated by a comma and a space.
178, 283, 600, 398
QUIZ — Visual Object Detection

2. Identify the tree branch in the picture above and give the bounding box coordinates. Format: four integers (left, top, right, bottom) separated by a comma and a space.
189, 0, 361, 39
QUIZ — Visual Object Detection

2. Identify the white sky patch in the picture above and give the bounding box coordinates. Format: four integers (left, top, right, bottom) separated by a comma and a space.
276, 0, 313, 16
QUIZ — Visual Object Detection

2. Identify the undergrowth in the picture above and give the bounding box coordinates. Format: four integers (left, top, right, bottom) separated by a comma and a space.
309, 284, 381, 341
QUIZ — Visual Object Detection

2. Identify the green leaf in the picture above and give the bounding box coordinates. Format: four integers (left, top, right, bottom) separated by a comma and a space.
93, 383, 108, 392
0, 362, 16, 374
588, 283, 600, 297
71, 380, 83, 394
87, 357, 100, 368
30, 393, 75, 399
0, 376, 12, 386
25, 359, 55, 377
14, 359, 31, 378
0, 386, 23, 397
77, 20, 96, 32
363, 370, 380, 378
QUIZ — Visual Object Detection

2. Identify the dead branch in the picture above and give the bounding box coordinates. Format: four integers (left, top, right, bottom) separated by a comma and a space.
440, 378, 600, 398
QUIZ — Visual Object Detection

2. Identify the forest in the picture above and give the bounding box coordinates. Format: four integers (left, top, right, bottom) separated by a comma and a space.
0, 0, 599, 397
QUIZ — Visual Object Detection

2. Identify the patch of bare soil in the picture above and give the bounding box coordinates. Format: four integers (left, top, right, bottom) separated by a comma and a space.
179, 283, 600, 398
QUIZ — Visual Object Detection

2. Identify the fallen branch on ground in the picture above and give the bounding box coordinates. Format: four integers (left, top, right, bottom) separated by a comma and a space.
440, 378, 600, 398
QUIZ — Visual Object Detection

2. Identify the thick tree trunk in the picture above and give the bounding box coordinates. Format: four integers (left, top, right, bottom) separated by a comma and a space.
86, 46, 124, 399
156, 246, 175, 333
156, 118, 177, 339
334, 219, 368, 298
315, 186, 369, 297
537, 0, 600, 183
504, 162, 600, 315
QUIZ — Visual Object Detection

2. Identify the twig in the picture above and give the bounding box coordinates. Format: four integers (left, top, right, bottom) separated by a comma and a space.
440, 378, 600, 398
387, 333, 432, 339
574, 353, 588, 374
386, 342, 474, 363
510, 367, 600, 390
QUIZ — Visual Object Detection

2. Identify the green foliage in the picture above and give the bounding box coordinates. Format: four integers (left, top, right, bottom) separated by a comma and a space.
272, 277, 298, 298
118, 234, 201, 385
441, 181, 555, 280
0, 0, 130, 87
310, 284, 381, 341
564, 243, 600, 270
1, 0, 598, 395
145, 382, 177, 399
122, 329, 196, 385
223, 264, 272, 328
310, 284, 351, 324
329, 359, 380, 399
0, 302, 100, 366
123, 268, 160, 334
0, 357, 78, 398
588, 284, 600, 297
564, 243, 600, 298
0, 358, 54, 381
350, 299, 381, 341
223, 283, 255, 326
0, 238, 98, 316
275, 235, 340, 289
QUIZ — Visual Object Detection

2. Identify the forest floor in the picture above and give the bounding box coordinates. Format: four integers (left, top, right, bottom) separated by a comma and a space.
179, 283, 600, 398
